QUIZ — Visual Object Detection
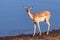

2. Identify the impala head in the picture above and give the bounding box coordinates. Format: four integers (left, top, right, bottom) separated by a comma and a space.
25, 6, 32, 12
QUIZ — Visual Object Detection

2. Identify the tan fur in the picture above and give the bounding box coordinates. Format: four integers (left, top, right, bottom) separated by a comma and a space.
25, 7, 51, 36
32, 11, 50, 23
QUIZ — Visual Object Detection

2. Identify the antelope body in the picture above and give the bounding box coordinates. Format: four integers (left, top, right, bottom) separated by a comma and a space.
25, 7, 50, 36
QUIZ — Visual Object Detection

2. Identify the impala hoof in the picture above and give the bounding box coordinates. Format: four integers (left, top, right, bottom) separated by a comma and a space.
47, 32, 49, 35
33, 34, 35, 36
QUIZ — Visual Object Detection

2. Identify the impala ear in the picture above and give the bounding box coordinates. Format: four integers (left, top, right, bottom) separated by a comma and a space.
29, 6, 32, 9
24, 6, 27, 9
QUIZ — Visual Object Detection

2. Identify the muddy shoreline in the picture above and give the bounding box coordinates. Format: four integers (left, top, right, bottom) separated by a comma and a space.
0, 29, 60, 40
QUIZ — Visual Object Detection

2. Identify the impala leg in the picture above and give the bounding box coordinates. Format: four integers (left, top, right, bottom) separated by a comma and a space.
46, 21, 50, 35
37, 23, 41, 36
33, 23, 36, 36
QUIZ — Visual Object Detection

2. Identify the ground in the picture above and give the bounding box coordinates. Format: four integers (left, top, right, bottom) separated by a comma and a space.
0, 29, 60, 40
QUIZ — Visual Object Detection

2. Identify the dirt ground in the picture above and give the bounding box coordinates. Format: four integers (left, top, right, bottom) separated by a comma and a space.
0, 29, 60, 40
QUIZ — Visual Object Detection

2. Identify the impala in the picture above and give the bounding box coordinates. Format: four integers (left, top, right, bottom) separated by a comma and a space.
25, 7, 51, 36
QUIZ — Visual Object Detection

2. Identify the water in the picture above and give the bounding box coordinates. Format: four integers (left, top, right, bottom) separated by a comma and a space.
0, 0, 60, 37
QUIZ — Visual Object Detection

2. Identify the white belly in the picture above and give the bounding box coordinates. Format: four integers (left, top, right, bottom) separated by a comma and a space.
35, 16, 46, 22
40, 18, 45, 22
39, 17, 45, 22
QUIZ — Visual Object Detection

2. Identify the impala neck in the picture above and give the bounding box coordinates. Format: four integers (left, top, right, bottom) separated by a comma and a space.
27, 10, 33, 20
